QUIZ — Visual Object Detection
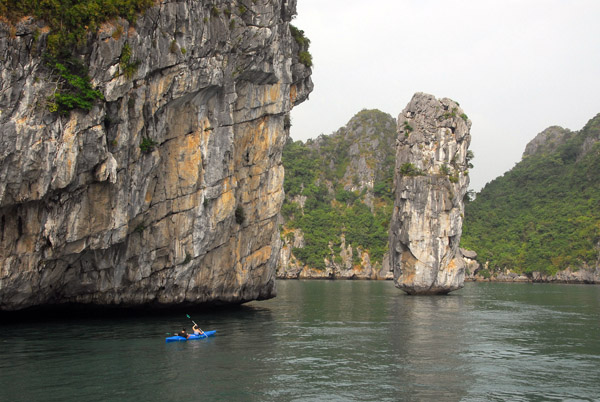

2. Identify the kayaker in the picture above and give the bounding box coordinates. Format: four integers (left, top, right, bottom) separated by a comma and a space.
177, 328, 190, 339
192, 324, 204, 335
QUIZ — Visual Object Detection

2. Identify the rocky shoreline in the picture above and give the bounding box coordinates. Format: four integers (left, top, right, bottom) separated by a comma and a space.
277, 248, 600, 285
276, 273, 600, 285
463, 249, 600, 284
465, 269, 600, 284
276, 244, 600, 284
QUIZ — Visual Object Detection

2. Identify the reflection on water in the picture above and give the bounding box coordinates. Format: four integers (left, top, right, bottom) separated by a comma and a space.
388, 295, 470, 401
0, 281, 599, 401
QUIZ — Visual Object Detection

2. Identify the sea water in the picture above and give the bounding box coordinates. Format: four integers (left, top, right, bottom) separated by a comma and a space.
1, 281, 599, 401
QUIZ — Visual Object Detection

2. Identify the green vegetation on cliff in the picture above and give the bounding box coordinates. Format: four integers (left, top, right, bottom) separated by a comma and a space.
0, 0, 152, 51
282, 109, 396, 270
290, 24, 312, 68
461, 113, 600, 275
45, 55, 104, 114
1, 0, 152, 113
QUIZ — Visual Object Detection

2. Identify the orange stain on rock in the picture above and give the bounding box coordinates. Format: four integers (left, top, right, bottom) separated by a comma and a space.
245, 245, 272, 269
269, 84, 280, 102
447, 258, 459, 272
177, 132, 202, 187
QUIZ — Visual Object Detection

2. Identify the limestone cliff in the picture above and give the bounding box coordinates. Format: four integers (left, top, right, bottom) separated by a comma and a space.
389, 93, 471, 294
0, 0, 312, 311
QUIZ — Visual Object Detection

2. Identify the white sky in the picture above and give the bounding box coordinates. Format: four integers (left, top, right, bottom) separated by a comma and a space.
290, 0, 600, 191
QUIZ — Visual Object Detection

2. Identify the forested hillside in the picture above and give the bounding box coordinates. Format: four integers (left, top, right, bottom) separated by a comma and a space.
279, 109, 396, 276
461, 113, 600, 276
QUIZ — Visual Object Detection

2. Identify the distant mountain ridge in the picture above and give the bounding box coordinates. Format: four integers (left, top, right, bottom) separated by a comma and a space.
522, 126, 572, 158
278, 109, 396, 279
461, 113, 600, 277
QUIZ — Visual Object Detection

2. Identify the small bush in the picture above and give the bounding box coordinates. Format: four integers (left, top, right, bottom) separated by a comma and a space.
290, 25, 313, 68
290, 25, 310, 48
140, 137, 157, 153
299, 51, 312, 68
399, 163, 424, 176
441, 109, 457, 120
235, 206, 245, 224
403, 121, 413, 137
112, 25, 124, 40
46, 56, 104, 114
169, 40, 178, 54
466, 150, 475, 169
119, 42, 131, 64
120, 43, 140, 79
440, 164, 450, 176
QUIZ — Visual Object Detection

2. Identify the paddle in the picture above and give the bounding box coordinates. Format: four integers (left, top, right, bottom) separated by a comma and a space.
186, 314, 206, 337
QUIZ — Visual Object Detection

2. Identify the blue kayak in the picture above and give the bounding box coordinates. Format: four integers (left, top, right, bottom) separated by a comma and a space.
165, 330, 216, 343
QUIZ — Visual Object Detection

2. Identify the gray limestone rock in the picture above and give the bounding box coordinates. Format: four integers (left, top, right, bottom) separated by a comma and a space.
522, 126, 571, 158
460, 248, 477, 260
389, 93, 471, 294
0, 0, 312, 311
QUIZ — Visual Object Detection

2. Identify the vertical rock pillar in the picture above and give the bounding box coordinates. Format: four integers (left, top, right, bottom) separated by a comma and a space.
389, 93, 472, 294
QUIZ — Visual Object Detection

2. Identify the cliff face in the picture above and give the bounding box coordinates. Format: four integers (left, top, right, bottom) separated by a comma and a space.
0, 0, 312, 310
389, 93, 471, 294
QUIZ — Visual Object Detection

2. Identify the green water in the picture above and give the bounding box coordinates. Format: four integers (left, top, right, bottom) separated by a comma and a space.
1, 281, 599, 401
